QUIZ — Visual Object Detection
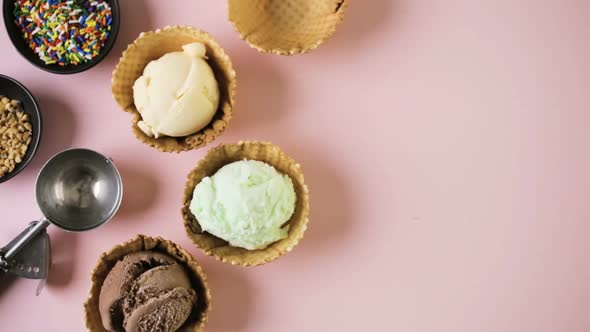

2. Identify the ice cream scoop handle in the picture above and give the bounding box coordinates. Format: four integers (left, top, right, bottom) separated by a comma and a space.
2, 219, 51, 262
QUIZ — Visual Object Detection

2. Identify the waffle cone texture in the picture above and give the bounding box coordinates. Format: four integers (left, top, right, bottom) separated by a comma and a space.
228, 0, 348, 55
182, 141, 310, 266
84, 235, 211, 332
112, 26, 237, 152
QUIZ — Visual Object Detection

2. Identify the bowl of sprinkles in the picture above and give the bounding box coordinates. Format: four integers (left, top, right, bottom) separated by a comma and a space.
3, 0, 119, 74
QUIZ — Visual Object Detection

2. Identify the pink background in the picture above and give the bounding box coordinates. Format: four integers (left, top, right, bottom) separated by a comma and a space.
0, 0, 589, 331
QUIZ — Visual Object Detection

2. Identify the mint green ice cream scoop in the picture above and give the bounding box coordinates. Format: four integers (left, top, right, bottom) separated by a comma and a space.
189, 160, 296, 250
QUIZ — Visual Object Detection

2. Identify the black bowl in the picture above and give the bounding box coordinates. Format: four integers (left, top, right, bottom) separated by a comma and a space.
0, 75, 42, 183
2, 0, 120, 75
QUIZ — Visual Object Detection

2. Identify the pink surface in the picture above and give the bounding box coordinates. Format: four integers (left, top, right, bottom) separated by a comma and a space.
0, 0, 589, 331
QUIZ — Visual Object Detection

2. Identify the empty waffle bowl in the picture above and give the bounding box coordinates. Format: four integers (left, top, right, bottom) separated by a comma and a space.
228, 0, 348, 55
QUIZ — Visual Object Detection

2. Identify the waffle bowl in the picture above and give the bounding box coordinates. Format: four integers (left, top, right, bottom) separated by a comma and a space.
84, 235, 211, 332
182, 141, 310, 266
111, 25, 236, 152
228, 0, 348, 55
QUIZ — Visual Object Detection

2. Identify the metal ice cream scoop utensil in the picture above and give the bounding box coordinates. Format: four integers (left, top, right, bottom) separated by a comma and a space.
0, 149, 123, 295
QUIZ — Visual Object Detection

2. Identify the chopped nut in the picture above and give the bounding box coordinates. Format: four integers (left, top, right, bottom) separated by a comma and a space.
0, 96, 32, 178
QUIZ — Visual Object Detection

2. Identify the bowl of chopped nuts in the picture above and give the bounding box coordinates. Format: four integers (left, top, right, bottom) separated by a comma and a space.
0, 75, 41, 183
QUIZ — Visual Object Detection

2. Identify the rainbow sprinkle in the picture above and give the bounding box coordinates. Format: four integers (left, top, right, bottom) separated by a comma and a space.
13, 0, 112, 66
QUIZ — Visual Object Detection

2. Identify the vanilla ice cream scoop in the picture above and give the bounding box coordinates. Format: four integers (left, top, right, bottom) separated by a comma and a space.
133, 42, 220, 138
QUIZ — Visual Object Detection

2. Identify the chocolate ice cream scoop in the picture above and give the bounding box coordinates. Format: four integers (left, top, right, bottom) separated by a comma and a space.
135, 264, 192, 290
124, 288, 196, 332
98, 251, 196, 332
122, 264, 193, 316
